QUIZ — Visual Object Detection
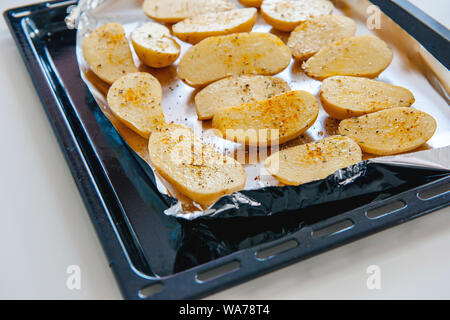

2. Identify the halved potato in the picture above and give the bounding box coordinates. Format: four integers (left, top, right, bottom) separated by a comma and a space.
320, 76, 415, 119
239, 0, 263, 7
107, 72, 164, 138
287, 15, 356, 61
195, 75, 290, 120
261, 0, 334, 32
338, 107, 437, 155
265, 135, 362, 185
148, 124, 246, 206
131, 22, 180, 68
302, 35, 393, 80
172, 8, 258, 44
142, 0, 236, 23
178, 32, 292, 87
82, 23, 138, 85
212, 90, 319, 146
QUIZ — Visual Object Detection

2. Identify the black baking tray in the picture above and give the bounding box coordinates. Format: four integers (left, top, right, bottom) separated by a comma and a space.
4, 0, 450, 299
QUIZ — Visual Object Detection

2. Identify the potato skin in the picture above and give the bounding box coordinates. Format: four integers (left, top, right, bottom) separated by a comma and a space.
177, 32, 292, 87
287, 15, 356, 61
131, 23, 180, 68
82, 23, 138, 84
338, 107, 437, 155
265, 135, 362, 185
238, 0, 263, 7
142, 0, 236, 23
131, 22, 181, 68
107, 72, 164, 138
261, 0, 334, 32
172, 8, 258, 44
320, 76, 415, 119
302, 35, 393, 80
195, 75, 290, 120
212, 90, 319, 146
148, 124, 246, 206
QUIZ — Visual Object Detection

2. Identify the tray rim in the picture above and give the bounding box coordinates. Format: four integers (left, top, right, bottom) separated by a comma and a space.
3, 0, 450, 300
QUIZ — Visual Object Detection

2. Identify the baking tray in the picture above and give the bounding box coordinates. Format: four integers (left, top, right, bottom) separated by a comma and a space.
4, 0, 450, 299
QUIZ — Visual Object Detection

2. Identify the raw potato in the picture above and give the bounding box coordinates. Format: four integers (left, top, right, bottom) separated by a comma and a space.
142, 0, 236, 23
265, 136, 362, 185
320, 76, 415, 119
239, 0, 263, 7
173, 8, 258, 44
261, 0, 334, 32
302, 35, 393, 80
131, 22, 180, 68
212, 90, 319, 146
82, 23, 138, 85
178, 32, 292, 87
287, 15, 356, 61
148, 124, 246, 206
338, 107, 437, 155
107, 72, 164, 138
195, 75, 290, 120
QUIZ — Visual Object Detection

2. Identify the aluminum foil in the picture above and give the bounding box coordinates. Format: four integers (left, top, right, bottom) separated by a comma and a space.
69, 0, 450, 219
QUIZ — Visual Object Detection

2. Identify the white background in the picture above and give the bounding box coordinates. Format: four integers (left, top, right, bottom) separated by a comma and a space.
0, 0, 449, 299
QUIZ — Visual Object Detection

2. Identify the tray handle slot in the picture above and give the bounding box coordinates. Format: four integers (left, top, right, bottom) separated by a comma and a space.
196, 261, 241, 283
10, 10, 31, 18
46, 0, 77, 8
256, 239, 299, 260
418, 182, 450, 200
312, 219, 354, 238
138, 282, 164, 299
366, 200, 407, 219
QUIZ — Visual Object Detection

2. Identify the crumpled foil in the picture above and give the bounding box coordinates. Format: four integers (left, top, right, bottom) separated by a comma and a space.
68, 0, 450, 221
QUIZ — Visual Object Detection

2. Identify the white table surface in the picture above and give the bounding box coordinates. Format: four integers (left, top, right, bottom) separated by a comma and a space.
0, 0, 448, 300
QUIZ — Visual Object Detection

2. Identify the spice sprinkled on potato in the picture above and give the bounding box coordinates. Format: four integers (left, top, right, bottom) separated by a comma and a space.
212, 90, 319, 146
261, 0, 334, 32
82, 23, 138, 84
149, 123, 246, 206
320, 76, 415, 119
142, 0, 236, 23
107, 72, 164, 138
173, 8, 258, 44
131, 22, 180, 68
265, 135, 362, 185
195, 75, 290, 120
338, 107, 436, 155
302, 35, 393, 80
178, 32, 291, 87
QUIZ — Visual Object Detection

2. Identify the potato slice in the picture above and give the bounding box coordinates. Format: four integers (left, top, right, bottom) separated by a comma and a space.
320, 76, 415, 119
107, 72, 164, 138
212, 90, 319, 146
131, 22, 180, 68
261, 0, 334, 32
195, 75, 290, 120
239, 0, 263, 7
148, 124, 246, 206
265, 136, 362, 185
172, 8, 258, 44
82, 23, 138, 85
338, 107, 436, 155
287, 15, 356, 61
142, 0, 235, 23
178, 32, 292, 87
302, 35, 393, 80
